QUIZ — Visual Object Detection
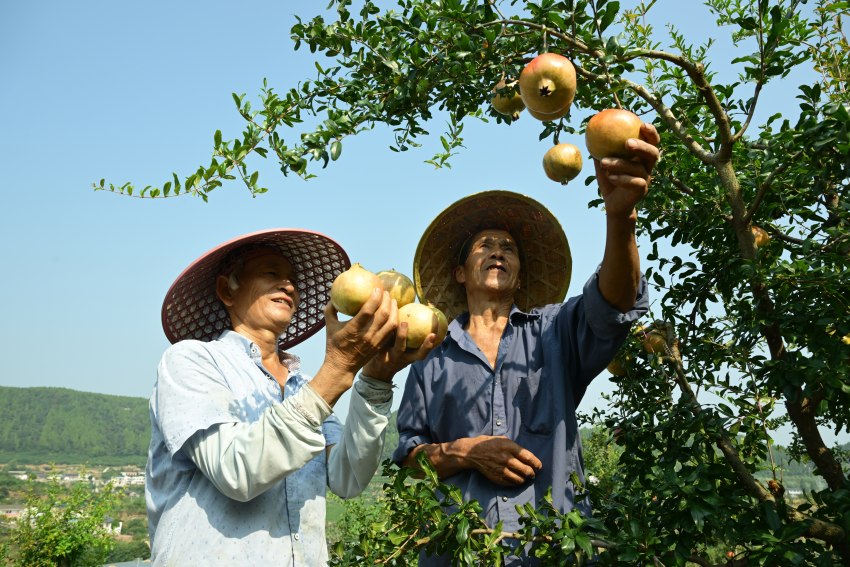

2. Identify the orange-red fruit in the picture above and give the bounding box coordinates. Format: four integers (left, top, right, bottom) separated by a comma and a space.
585, 108, 642, 159
542, 143, 583, 184
376, 269, 416, 308
330, 263, 381, 316
491, 79, 525, 119
751, 225, 770, 248
519, 53, 576, 122
399, 303, 441, 349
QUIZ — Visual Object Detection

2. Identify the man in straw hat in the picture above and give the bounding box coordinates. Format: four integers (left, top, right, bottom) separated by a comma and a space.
392, 125, 660, 564
146, 228, 437, 566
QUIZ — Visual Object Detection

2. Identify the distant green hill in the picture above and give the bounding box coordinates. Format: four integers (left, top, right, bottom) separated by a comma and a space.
0, 386, 403, 467
0, 386, 150, 465
2, 386, 842, 489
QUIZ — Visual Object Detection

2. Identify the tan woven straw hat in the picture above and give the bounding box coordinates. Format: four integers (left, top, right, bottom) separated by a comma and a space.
413, 190, 571, 321
161, 228, 350, 350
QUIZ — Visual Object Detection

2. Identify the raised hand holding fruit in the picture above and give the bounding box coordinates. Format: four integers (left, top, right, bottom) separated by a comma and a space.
585, 108, 643, 160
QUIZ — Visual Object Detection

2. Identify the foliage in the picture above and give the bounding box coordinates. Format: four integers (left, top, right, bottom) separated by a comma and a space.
105, 539, 150, 563
329, 457, 607, 566
4, 472, 118, 567
98, 0, 850, 563
0, 386, 149, 464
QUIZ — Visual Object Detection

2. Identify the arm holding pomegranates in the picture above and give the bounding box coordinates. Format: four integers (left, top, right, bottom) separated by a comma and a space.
595, 122, 660, 313
311, 288, 441, 497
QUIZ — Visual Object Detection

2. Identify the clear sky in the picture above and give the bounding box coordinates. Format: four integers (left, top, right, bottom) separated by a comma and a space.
1, 1, 843, 446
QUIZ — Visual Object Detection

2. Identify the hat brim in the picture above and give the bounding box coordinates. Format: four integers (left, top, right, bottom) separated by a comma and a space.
413, 191, 571, 321
161, 229, 350, 350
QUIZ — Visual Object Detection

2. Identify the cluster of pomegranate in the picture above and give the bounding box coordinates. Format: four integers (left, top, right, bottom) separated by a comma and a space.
490, 53, 643, 185
330, 263, 448, 349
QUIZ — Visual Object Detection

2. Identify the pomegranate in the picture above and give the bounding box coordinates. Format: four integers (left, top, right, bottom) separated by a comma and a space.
641, 329, 667, 355
376, 269, 416, 308
330, 263, 382, 316
519, 53, 576, 122
542, 143, 583, 184
751, 225, 770, 248
398, 303, 440, 349
585, 108, 642, 159
427, 303, 449, 344
606, 354, 629, 376
491, 78, 525, 119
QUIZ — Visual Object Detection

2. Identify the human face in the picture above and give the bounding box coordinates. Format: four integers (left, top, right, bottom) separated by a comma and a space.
455, 229, 521, 298
216, 251, 300, 335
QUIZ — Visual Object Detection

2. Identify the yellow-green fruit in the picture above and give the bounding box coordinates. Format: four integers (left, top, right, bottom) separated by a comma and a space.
519, 53, 576, 122
542, 143, 583, 184
642, 329, 667, 354
606, 355, 629, 376
330, 263, 381, 316
491, 79, 525, 119
427, 303, 449, 344
751, 225, 770, 248
399, 303, 440, 349
376, 269, 416, 308
585, 108, 642, 160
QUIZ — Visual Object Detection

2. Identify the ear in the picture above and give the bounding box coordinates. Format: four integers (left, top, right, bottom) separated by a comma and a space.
454, 265, 466, 284
215, 275, 234, 307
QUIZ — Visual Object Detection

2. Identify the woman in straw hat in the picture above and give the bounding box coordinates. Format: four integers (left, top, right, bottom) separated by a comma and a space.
393, 124, 660, 565
146, 228, 436, 566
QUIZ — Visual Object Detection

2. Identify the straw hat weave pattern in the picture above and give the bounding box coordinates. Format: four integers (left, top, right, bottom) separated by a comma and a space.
413, 191, 571, 321
161, 229, 350, 351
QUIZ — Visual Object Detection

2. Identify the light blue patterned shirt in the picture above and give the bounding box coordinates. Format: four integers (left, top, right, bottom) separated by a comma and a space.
146, 330, 343, 566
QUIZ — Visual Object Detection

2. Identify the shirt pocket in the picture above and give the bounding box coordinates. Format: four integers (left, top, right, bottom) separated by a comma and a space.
513, 370, 555, 436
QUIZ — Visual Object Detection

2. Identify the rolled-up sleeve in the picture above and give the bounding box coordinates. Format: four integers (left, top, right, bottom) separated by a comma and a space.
556, 269, 649, 401
581, 268, 649, 338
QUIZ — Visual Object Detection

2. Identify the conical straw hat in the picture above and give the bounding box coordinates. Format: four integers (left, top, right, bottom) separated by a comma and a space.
413, 191, 571, 321
161, 228, 350, 350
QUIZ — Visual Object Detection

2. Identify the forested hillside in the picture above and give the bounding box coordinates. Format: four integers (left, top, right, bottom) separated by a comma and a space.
0, 386, 842, 488
0, 386, 149, 464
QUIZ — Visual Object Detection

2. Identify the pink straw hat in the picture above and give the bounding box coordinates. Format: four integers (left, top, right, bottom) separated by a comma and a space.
161, 228, 350, 350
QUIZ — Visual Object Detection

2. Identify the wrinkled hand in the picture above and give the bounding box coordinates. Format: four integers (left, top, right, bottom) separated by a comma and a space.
466, 436, 542, 486
361, 322, 438, 382
323, 288, 398, 374
595, 122, 661, 218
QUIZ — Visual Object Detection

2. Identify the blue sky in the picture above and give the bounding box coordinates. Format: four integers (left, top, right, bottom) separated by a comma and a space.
1, 1, 843, 445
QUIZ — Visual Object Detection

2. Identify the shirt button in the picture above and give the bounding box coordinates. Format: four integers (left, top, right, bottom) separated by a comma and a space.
496, 420, 502, 426
294, 533, 300, 541
502, 496, 508, 502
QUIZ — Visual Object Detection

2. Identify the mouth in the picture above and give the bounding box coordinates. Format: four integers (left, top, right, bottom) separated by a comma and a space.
271, 296, 294, 309
485, 264, 507, 273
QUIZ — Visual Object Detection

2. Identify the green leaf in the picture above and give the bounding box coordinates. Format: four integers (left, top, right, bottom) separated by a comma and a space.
330, 140, 342, 161
761, 500, 782, 531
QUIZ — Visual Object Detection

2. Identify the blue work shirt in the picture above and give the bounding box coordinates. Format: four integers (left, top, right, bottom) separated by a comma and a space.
393, 272, 648, 565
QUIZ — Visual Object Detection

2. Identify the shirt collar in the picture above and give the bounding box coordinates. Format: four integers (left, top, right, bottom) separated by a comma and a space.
447, 305, 539, 342
216, 329, 302, 373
